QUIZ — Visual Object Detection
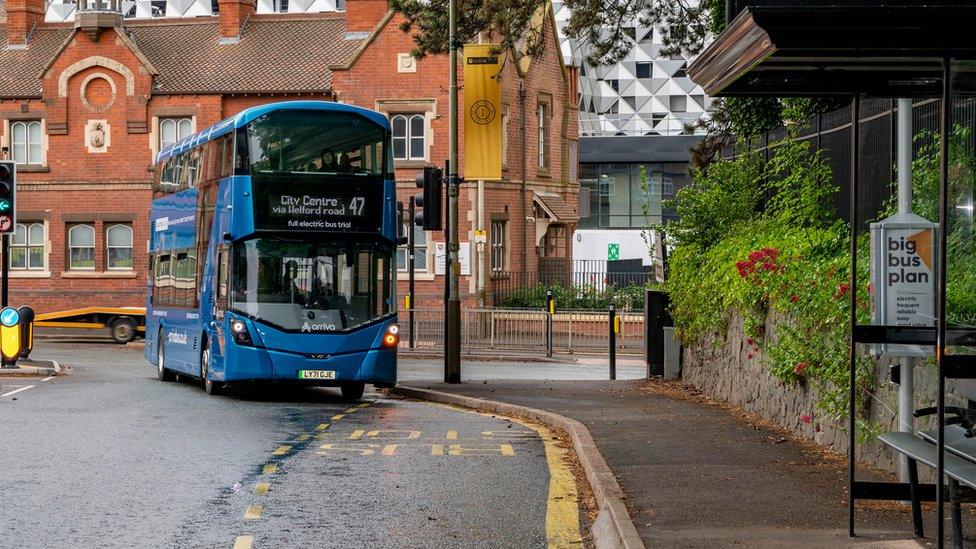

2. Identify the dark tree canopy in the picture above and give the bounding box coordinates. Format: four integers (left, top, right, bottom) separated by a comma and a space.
389, 0, 716, 66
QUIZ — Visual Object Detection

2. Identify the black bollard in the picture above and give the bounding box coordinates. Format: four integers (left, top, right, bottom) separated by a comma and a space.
609, 304, 617, 380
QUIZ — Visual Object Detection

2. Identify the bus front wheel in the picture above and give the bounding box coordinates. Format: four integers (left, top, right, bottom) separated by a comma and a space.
201, 340, 223, 396
157, 335, 174, 382
340, 383, 365, 402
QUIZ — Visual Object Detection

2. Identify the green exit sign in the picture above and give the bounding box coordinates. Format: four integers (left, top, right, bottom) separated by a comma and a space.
608, 243, 620, 261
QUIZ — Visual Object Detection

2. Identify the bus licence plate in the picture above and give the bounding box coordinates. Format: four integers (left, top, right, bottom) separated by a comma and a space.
298, 370, 336, 380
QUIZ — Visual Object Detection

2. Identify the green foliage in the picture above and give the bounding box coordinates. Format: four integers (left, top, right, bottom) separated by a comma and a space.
665, 135, 876, 425
663, 150, 763, 248
499, 281, 652, 310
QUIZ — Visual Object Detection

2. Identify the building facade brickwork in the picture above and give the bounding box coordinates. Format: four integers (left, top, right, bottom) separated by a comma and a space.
0, 0, 577, 312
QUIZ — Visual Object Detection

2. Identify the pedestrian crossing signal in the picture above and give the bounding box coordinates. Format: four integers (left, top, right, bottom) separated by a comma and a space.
0, 161, 16, 234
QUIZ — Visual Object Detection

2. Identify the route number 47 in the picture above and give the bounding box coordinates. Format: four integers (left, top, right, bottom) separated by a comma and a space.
349, 197, 365, 216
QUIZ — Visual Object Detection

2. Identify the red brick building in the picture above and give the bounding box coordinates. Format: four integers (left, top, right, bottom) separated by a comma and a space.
0, 0, 578, 312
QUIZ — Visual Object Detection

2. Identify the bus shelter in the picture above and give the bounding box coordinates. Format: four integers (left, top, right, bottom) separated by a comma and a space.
689, 2, 976, 546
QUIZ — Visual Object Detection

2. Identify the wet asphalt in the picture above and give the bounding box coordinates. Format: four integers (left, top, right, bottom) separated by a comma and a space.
0, 342, 553, 548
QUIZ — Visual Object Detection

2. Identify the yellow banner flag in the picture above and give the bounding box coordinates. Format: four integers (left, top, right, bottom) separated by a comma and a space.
463, 44, 503, 181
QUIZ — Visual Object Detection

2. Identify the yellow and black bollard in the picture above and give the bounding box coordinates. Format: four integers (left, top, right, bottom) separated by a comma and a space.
0, 306, 22, 367
18, 306, 34, 360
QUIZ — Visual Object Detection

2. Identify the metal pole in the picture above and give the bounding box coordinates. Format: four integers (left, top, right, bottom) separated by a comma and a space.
445, 0, 461, 384
848, 95, 860, 538
609, 304, 616, 380
546, 289, 553, 357
2, 232, 8, 308
444, 159, 452, 381
896, 98, 914, 484
935, 56, 951, 549
408, 195, 416, 349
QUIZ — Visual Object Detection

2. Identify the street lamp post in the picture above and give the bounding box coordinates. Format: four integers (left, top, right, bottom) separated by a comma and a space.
445, 0, 461, 383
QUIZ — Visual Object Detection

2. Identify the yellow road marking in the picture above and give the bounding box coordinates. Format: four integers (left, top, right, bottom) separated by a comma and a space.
381, 444, 397, 456
315, 423, 330, 430
272, 445, 291, 456
262, 463, 278, 475
296, 433, 310, 442
244, 505, 263, 520
344, 407, 358, 413
331, 414, 345, 420
254, 483, 270, 496
232, 535, 254, 549
446, 430, 458, 440
348, 429, 366, 440
419, 401, 583, 547
358, 403, 370, 408
517, 421, 582, 548
365, 429, 421, 439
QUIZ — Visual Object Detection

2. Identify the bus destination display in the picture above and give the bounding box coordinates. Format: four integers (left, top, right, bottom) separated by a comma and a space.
253, 177, 381, 232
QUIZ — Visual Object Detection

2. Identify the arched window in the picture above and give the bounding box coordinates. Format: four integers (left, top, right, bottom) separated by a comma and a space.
106, 224, 133, 270
68, 224, 96, 270
159, 117, 193, 150
11, 121, 43, 164
390, 114, 425, 161
10, 222, 45, 270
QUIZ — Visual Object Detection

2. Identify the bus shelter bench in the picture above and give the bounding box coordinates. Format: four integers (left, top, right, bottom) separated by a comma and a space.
879, 407, 976, 547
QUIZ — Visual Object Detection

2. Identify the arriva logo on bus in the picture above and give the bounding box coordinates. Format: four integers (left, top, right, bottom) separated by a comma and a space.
302, 322, 337, 333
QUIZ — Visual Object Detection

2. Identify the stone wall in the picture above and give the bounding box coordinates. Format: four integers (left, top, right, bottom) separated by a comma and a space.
681, 311, 968, 474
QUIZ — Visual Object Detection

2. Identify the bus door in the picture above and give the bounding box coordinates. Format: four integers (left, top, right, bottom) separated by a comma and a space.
210, 245, 230, 368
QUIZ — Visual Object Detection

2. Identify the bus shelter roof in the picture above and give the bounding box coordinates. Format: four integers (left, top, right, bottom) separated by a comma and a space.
687, 3, 976, 97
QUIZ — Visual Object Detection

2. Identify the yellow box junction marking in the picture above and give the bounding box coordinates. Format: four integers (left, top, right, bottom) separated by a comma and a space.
254, 483, 270, 496
344, 407, 359, 413
244, 505, 263, 520
446, 430, 458, 440
381, 444, 397, 456
272, 445, 292, 456
262, 463, 278, 475
331, 414, 345, 420
232, 535, 254, 549
358, 403, 370, 408
315, 423, 330, 431
295, 433, 310, 442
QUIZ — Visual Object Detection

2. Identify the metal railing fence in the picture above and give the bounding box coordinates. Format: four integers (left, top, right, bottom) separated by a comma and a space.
401, 307, 644, 355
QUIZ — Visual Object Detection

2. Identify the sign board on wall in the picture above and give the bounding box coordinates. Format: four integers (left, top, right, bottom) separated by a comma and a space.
434, 241, 471, 276
870, 213, 937, 356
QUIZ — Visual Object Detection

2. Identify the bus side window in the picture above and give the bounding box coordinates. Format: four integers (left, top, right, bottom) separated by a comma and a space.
219, 134, 234, 179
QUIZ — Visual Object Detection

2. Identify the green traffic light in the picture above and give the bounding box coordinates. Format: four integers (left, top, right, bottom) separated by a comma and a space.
0, 199, 10, 213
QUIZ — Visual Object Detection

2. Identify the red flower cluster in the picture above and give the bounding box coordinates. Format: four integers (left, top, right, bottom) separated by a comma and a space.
794, 361, 809, 375
790, 295, 799, 303
835, 283, 851, 298
801, 414, 812, 424
736, 247, 784, 282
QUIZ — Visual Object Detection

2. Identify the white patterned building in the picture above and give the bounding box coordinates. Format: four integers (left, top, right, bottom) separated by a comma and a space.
42, 0, 343, 22
552, 1, 713, 136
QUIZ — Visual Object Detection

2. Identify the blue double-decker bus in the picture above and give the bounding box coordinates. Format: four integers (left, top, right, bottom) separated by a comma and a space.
145, 101, 399, 400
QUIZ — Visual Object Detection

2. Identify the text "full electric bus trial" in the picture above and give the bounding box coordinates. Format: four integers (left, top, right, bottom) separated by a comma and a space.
146, 101, 400, 399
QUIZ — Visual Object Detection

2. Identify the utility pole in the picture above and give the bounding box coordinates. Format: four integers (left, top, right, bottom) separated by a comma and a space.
445, 0, 461, 383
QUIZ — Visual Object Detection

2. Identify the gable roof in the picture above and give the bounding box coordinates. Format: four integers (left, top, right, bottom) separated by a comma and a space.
0, 16, 364, 98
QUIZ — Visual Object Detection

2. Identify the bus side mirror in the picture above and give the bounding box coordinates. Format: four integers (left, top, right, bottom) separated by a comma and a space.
396, 236, 408, 246
222, 232, 232, 241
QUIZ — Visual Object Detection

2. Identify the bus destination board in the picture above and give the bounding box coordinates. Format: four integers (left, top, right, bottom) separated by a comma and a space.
252, 176, 381, 232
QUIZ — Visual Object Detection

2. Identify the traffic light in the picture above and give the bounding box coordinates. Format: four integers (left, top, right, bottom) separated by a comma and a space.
0, 161, 14, 234
413, 166, 443, 231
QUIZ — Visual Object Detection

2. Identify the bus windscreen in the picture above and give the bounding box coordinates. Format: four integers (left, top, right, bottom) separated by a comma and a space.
231, 238, 394, 333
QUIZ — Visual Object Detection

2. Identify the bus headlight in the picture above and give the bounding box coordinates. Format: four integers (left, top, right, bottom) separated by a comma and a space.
230, 318, 253, 346
382, 323, 399, 348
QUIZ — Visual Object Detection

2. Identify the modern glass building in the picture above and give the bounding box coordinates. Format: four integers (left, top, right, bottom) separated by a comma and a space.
574, 135, 700, 272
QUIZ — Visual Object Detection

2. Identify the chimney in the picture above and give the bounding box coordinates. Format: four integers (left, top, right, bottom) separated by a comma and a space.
6, 0, 45, 49
218, 0, 256, 45
344, 0, 388, 35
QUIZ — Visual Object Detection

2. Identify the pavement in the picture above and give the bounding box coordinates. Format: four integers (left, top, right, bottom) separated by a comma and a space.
0, 342, 584, 548
400, 373, 948, 548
